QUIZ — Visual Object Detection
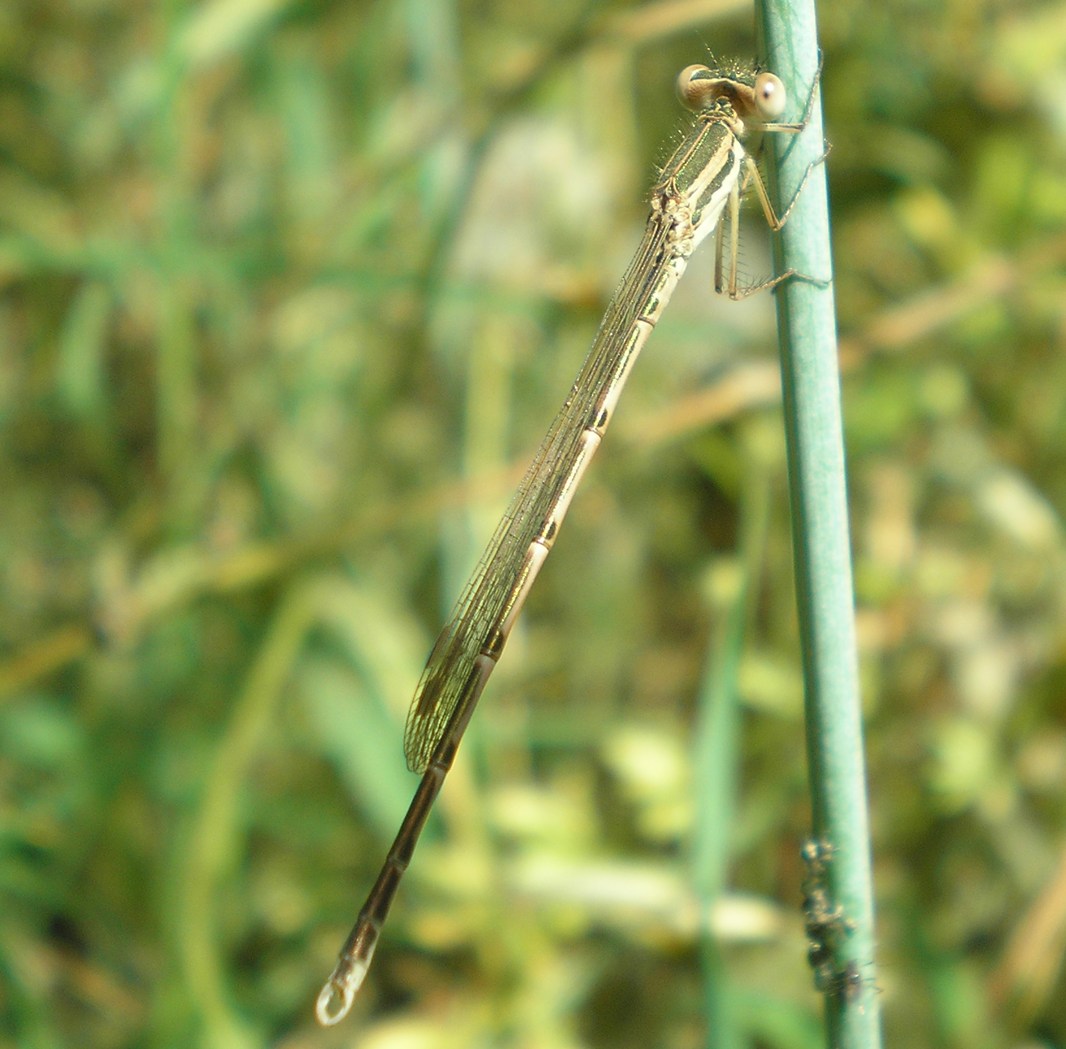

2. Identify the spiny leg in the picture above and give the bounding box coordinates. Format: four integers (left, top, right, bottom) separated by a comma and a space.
720, 150, 831, 300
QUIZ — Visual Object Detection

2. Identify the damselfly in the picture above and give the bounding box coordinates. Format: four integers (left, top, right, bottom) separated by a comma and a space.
316, 58, 821, 1026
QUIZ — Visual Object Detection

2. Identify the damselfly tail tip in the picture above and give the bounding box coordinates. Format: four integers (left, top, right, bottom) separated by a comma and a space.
315, 956, 370, 1026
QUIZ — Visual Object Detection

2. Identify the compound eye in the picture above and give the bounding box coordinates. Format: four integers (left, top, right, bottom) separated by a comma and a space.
676, 64, 718, 111
753, 72, 787, 119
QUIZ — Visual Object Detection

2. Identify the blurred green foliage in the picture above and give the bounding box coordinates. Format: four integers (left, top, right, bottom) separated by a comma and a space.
2, 1, 1066, 1047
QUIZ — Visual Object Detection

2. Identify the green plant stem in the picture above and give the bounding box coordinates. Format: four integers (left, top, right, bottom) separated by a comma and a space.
753, 3, 882, 1047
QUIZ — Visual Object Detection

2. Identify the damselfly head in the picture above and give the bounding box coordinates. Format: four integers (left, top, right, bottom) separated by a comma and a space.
676, 64, 788, 126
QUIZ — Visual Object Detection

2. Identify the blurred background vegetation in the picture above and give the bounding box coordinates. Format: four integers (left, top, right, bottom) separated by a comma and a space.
2, 0, 1066, 1047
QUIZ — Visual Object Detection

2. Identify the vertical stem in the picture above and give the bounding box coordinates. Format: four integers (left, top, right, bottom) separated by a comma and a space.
752, 3, 883, 1047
